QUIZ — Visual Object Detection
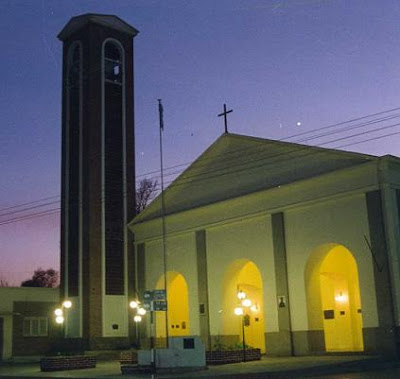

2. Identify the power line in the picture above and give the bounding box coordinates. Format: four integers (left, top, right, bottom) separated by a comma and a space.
142, 111, 400, 185
3, 125, 400, 227
281, 106, 400, 141
155, 125, 400, 192
297, 113, 400, 144
3, 106, 400, 225
0, 200, 60, 218
0, 195, 60, 213
0, 208, 60, 226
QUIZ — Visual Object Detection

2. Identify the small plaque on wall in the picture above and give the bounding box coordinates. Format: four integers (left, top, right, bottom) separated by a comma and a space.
199, 304, 205, 314
324, 310, 334, 319
278, 296, 286, 308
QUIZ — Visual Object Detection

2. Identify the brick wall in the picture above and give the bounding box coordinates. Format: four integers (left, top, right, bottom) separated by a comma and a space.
12, 301, 59, 356
88, 337, 131, 350
206, 348, 261, 365
40, 356, 96, 371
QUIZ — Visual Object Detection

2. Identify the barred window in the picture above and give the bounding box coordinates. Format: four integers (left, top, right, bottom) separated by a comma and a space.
22, 317, 48, 337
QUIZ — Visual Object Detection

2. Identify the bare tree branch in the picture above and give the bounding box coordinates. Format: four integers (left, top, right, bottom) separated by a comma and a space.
136, 178, 158, 214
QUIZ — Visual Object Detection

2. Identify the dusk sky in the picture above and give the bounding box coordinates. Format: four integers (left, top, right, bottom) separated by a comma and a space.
2, 0, 400, 285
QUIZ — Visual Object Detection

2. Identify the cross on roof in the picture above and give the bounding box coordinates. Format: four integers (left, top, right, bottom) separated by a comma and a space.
218, 104, 233, 133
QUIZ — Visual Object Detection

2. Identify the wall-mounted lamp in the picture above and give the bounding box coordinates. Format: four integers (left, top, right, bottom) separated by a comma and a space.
334, 292, 348, 303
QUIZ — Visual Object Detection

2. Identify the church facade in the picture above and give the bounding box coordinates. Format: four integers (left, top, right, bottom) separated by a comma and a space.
57, 13, 400, 358
129, 133, 400, 357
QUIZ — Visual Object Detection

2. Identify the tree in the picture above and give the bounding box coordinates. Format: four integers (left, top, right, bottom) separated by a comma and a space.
21, 268, 59, 288
0, 276, 9, 287
136, 178, 158, 214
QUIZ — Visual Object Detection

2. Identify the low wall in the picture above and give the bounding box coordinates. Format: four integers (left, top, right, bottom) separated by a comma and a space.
40, 356, 96, 372
206, 349, 261, 365
120, 351, 138, 364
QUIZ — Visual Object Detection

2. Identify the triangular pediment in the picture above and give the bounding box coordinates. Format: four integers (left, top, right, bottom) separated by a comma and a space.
132, 133, 376, 224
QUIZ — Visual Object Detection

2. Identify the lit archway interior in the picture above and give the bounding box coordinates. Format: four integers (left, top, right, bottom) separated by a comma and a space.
305, 244, 364, 352
155, 271, 189, 339
222, 259, 265, 353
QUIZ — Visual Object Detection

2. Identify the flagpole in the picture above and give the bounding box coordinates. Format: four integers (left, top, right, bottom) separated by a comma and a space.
158, 99, 169, 347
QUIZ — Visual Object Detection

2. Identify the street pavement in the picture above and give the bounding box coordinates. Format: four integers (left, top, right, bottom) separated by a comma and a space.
1, 355, 400, 378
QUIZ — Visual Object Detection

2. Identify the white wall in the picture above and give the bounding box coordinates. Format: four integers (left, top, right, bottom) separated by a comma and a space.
285, 193, 378, 331
144, 233, 199, 335
103, 295, 129, 337
206, 216, 277, 335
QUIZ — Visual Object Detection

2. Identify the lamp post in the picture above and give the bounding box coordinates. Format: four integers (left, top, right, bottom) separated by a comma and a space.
234, 290, 254, 362
130, 300, 146, 348
54, 300, 72, 338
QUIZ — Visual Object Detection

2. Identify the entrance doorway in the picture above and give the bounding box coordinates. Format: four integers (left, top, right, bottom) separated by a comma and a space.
155, 271, 190, 339
222, 259, 265, 352
305, 244, 364, 352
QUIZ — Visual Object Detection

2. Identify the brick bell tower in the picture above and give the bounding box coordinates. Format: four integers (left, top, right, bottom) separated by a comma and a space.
58, 14, 138, 349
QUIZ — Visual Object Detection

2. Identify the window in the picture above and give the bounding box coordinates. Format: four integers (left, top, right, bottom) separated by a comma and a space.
102, 39, 126, 295
22, 317, 48, 337
104, 42, 122, 85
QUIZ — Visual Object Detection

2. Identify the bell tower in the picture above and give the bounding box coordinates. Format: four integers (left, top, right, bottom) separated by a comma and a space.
58, 14, 138, 349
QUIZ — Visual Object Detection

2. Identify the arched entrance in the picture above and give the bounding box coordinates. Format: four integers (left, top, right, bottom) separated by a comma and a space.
222, 259, 265, 352
155, 271, 190, 340
305, 244, 364, 352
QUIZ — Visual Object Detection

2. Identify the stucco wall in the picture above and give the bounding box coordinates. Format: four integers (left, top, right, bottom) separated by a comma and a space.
145, 233, 199, 335
285, 193, 377, 331
132, 159, 396, 354
206, 216, 276, 335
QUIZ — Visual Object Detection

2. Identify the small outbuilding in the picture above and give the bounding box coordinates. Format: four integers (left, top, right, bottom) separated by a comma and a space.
0, 287, 59, 360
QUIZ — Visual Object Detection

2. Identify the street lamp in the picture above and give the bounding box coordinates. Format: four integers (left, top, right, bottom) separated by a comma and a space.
130, 299, 146, 347
234, 290, 254, 362
54, 300, 72, 337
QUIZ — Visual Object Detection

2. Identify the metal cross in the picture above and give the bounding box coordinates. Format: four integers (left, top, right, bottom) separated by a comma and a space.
218, 103, 233, 133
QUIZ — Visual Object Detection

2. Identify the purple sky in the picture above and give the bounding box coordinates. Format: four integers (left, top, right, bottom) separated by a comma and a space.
2, 0, 400, 285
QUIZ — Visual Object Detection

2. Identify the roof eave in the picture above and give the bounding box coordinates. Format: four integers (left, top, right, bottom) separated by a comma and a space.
58, 13, 139, 41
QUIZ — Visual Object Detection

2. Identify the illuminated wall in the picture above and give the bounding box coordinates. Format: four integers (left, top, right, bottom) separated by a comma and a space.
143, 233, 199, 341
285, 193, 378, 335
305, 244, 363, 352
155, 272, 190, 337
206, 217, 274, 353
132, 158, 396, 355
221, 260, 265, 352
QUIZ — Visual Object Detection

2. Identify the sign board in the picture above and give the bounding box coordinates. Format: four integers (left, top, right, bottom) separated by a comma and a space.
153, 300, 167, 311
143, 290, 153, 301
143, 289, 166, 301
153, 289, 166, 300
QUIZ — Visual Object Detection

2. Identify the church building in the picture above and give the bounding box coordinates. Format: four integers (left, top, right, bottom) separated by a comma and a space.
129, 133, 400, 357
57, 13, 400, 358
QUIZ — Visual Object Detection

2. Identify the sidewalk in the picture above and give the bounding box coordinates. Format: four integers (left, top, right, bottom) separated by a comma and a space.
0, 355, 399, 378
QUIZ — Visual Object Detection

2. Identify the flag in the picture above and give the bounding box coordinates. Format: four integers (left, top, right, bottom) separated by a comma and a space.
158, 99, 164, 131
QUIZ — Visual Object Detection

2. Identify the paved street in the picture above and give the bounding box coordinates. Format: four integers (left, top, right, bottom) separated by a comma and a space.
1, 355, 400, 378
307, 369, 400, 379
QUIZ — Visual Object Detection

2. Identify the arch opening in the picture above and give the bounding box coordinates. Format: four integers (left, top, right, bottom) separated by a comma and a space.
305, 244, 364, 352
221, 259, 265, 353
102, 39, 126, 295
155, 271, 190, 342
